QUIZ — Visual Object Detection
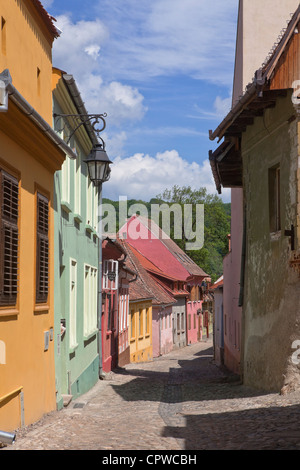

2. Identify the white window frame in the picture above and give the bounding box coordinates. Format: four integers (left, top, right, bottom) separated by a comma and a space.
74, 145, 81, 216
84, 263, 98, 337
102, 260, 118, 291
69, 258, 77, 349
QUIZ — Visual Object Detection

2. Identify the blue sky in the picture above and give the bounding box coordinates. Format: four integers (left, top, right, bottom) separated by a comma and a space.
43, 0, 239, 202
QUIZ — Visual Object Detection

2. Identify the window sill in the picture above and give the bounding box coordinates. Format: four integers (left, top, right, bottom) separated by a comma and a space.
34, 304, 50, 314
74, 213, 83, 224
61, 201, 72, 214
85, 224, 96, 234
0, 307, 19, 317
83, 329, 97, 342
69, 343, 78, 354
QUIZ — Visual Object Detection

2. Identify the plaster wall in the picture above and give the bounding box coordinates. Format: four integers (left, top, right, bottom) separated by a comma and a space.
226, 0, 299, 377
214, 288, 224, 366
152, 306, 173, 357
242, 92, 300, 392
233, 0, 299, 104
0, 0, 55, 123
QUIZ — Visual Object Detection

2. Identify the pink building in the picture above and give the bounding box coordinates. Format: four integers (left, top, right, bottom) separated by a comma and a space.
102, 238, 134, 372
119, 215, 209, 349
122, 242, 176, 357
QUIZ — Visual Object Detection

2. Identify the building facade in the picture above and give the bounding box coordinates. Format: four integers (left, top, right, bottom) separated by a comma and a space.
0, 0, 71, 431
52, 69, 100, 409
210, 4, 300, 392
210, 0, 299, 376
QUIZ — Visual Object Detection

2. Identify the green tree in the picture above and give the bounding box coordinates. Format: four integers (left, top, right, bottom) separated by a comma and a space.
156, 185, 231, 282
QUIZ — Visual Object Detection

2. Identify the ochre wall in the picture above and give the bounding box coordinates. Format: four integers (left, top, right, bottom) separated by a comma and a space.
0, 0, 55, 123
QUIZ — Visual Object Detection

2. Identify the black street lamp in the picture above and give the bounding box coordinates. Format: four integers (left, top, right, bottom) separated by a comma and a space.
84, 141, 112, 186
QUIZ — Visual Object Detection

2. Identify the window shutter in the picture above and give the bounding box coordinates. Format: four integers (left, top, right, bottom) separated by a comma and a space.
0, 170, 19, 306
36, 192, 49, 303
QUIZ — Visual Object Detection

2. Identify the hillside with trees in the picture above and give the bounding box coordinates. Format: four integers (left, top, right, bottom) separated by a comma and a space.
102, 185, 231, 282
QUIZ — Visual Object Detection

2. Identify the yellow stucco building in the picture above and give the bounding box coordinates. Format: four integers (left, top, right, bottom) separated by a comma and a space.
129, 300, 153, 363
0, 0, 73, 431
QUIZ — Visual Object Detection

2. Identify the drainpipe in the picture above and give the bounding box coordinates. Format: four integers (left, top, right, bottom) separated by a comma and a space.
97, 185, 105, 379
238, 209, 246, 307
0, 431, 16, 445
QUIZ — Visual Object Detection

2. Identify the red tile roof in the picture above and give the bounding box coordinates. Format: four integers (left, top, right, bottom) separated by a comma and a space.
120, 215, 208, 280
119, 240, 175, 306
31, 0, 60, 38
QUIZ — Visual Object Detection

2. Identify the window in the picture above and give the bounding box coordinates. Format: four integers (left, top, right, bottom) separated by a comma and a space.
130, 310, 135, 339
36, 192, 49, 304
1, 17, 6, 55
181, 312, 185, 331
37, 67, 41, 97
69, 259, 77, 348
61, 156, 71, 206
74, 145, 81, 216
139, 309, 143, 337
84, 264, 97, 336
269, 164, 281, 233
102, 259, 118, 291
146, 307, 150, 335
0, 170, 19, 306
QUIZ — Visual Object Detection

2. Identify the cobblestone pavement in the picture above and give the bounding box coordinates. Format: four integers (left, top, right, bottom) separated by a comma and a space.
3, 339, 300, 451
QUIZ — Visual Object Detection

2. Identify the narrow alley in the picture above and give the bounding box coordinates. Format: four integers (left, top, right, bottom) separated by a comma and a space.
2, 339, 300, 452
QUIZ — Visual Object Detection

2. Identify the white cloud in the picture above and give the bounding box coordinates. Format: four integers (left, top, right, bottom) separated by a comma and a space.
42, 0, 53, 8
52, 15, 147, 126
214, 95, 232, 119
103, 150, 230, 202
93, 0, 238, 86
84, 44, 101, 61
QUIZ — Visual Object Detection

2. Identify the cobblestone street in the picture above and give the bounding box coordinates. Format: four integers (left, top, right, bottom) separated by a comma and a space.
3, 338, 300, 451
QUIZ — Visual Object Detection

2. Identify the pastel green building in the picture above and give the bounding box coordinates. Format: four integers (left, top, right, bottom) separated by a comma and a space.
52, 68, 100, 409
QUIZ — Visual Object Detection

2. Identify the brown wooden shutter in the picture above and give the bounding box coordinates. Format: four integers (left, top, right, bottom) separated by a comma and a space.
0, 170, 19, 306
36, 192, 49, 303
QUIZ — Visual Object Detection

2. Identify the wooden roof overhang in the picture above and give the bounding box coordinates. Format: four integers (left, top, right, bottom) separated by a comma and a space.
209, 85, 288, 193
209, 4, 300, 194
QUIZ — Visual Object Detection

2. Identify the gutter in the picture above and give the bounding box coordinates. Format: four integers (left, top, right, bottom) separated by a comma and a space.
209, 81, 257, 142
62, 73, 99, 147
0, 69, 76, 160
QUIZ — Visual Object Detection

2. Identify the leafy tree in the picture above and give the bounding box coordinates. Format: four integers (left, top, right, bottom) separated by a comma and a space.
156, 185, 231, 282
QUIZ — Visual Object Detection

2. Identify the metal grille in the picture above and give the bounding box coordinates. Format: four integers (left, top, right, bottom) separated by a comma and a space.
36, 193, 49, 303
0, 170, 19, 306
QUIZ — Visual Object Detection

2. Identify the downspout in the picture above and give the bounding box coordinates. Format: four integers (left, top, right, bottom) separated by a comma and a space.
238, 208, 246, 307
239, 207, 246, 383
98, 185, 105, 379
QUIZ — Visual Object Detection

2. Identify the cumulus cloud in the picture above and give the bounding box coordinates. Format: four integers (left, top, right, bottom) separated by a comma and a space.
103, 150, 230, 202
52, 15, 147, 126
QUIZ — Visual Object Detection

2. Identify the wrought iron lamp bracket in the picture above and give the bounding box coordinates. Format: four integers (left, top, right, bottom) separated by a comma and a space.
53, 112, 107, 147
